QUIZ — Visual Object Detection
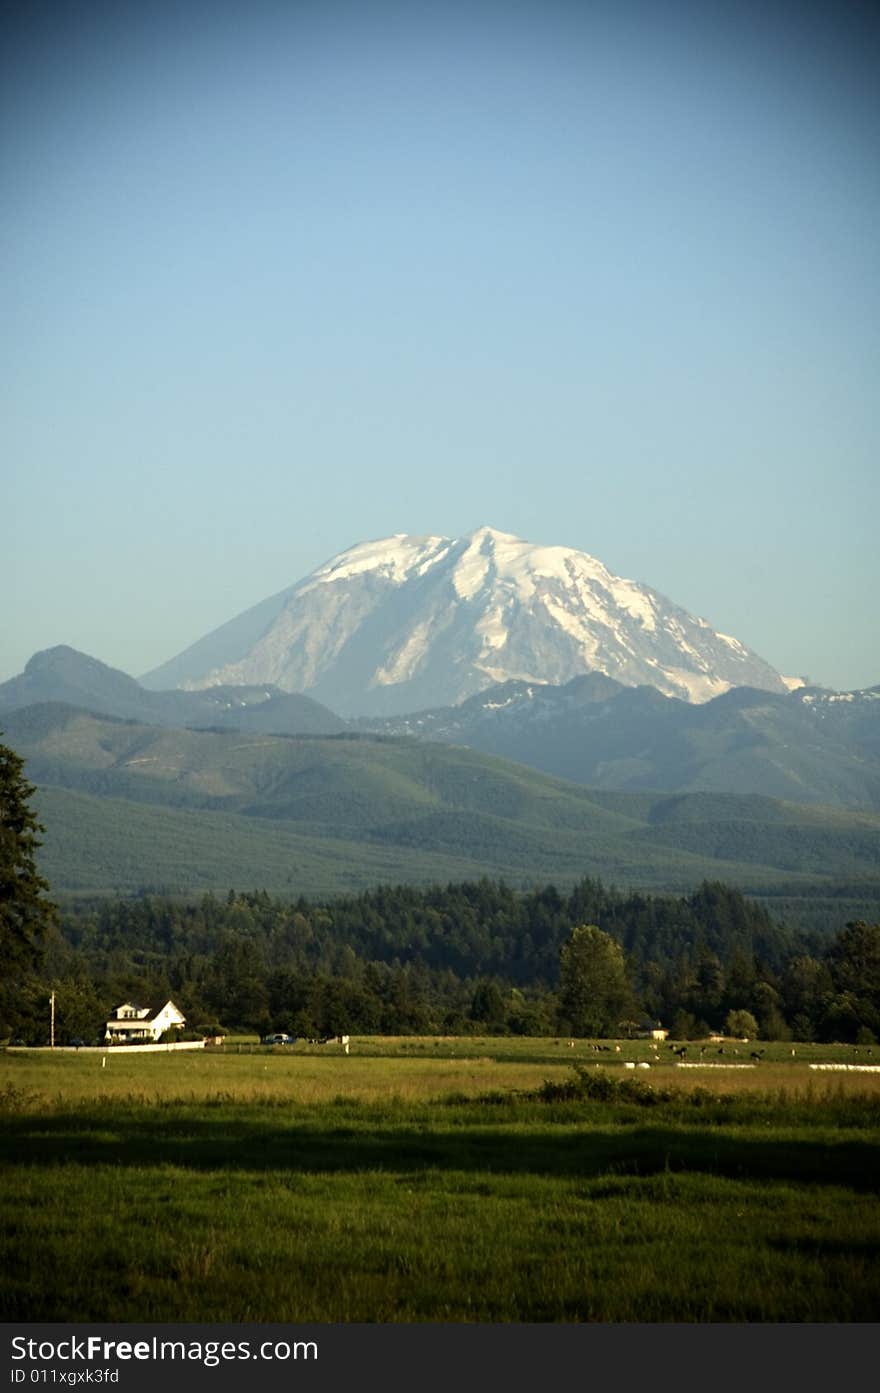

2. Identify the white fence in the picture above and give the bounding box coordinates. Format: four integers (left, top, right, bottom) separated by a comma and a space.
7, 1041, 206, 1054
675, 1061, 756, 1068
809, 1062, 880, 1072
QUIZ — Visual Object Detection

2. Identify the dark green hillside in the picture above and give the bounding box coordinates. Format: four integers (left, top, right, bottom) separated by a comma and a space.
637, 819, 880, 876
34, 782, 781, 898
32, 786, 512, 897
5, 705, 880, 901
588, 790, 880, 874
2, 704, 641, 832
363, 680, 880, 811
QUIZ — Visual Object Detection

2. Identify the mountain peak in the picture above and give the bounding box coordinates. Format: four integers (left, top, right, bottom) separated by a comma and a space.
22, 645, 141, 690
466, 525, 520, 545
144, 527, 787, 716
302, 532, 452, 594
25, 644, 114, 674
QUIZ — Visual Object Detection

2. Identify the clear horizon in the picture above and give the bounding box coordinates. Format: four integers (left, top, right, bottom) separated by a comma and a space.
3, 0, 878, 691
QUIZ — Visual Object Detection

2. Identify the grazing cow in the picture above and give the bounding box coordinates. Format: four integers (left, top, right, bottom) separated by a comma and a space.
750, 1049, 765, 1063
674, 1046, 688, 1059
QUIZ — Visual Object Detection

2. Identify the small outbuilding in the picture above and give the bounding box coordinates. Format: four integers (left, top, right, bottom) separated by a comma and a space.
104, 1000, 186, 1045
638, 1021, 669, 1041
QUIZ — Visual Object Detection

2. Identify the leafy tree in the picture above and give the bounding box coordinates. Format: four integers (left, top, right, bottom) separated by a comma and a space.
750, 980, 790, 1039
824, 922, 880, 1040
724, 949, 758, 1009
670, 1009, 701, 1040
207, 937, 269, 1031
558, 924, 631, 1037
818, 993, 864, 1044
693, 949, 725, 1018
471, 979, 507, 1029
828, 920, 880, 1002
758, 1006, 791, 1041
781, 955, 833, 1040
51, 978, 106, 1044
0, 736, 57, 1035
725, 1009, 759, 1039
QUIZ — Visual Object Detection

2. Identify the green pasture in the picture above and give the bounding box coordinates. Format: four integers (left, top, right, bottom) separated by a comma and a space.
2, 1040, 879, 1322
5, 1035, 880, 1105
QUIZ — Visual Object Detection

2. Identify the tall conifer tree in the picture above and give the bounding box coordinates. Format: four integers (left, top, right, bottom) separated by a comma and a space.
0, 736, 56, 1030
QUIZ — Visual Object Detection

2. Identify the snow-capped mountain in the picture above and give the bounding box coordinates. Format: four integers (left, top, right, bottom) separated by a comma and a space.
142, 526, 788, 716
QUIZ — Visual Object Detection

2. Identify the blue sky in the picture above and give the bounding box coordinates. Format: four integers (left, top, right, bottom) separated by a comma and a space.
3, 0, 878, 691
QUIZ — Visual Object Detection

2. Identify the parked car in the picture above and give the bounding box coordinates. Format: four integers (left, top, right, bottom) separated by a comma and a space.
261, 1033, 297, 1045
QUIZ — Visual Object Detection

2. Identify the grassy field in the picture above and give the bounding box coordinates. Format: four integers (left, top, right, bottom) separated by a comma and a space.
2, 1038, 879, 1322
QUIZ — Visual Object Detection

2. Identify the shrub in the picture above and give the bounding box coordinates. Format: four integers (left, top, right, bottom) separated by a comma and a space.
533, 1065, 674, 1106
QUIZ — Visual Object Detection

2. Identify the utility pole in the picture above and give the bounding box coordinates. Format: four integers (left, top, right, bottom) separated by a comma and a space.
50, 990, 55, 1049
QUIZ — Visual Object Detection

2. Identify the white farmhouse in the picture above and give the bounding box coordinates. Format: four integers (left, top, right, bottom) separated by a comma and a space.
104, 1000, 186, 1045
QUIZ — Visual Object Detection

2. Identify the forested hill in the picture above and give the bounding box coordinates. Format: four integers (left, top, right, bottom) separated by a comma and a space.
358, 678, 880, 812
5, 704, 880, 902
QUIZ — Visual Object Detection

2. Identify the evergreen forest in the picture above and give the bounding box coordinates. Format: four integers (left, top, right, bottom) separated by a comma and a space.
8, 878, 879, 1048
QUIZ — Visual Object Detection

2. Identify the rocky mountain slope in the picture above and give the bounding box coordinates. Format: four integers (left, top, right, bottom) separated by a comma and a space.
141, 527, 788, 715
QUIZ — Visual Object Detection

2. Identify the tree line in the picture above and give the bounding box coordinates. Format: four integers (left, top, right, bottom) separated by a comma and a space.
2, 881, 877, 1046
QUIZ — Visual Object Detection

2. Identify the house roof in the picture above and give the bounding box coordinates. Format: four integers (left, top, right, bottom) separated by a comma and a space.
108, 1000, 184, 1024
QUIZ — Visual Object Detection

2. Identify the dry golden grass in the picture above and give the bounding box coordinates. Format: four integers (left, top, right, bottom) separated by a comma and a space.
643, 1063, 880, 1100
1, 1048, 569, 1107
4, 1037, 880, 1108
